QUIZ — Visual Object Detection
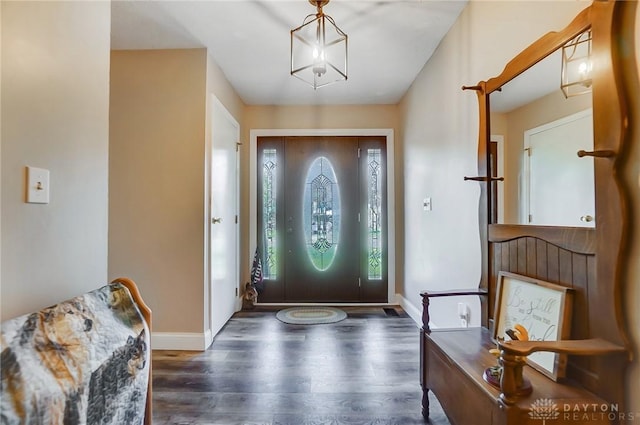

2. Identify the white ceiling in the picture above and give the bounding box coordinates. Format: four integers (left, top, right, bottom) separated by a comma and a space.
111, 0, 468, 105
490, 50, 563, 113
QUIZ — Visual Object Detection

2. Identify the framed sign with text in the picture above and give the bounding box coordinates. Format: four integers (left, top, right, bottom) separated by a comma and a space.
493, 271, 573, 380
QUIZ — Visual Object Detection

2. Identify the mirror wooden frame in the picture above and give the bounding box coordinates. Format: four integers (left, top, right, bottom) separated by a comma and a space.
465, 0, 636, 408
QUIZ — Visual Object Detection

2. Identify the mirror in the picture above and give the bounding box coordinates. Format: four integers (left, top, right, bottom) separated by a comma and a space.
489, 50, 595, 227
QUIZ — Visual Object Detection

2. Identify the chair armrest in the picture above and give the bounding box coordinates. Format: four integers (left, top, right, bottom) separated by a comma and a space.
420, 289, 488, 331
498, 338, 627, 357
420, 288, 488, 298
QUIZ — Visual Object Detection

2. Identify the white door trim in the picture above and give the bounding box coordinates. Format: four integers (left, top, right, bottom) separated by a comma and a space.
250, 128, 396, 303
490, 134, 505, 223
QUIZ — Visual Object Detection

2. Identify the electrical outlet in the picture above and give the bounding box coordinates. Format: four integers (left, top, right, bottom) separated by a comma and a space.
458, 302, 470, 328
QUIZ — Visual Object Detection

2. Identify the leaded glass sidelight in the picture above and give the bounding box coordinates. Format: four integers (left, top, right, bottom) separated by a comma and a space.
303, 157, 340, 271
367, 149, 383, 280
262, 149, 277, 280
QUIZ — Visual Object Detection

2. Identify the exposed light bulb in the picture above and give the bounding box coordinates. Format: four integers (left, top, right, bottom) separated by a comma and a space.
578, 61, 588, 75
313, 63, 327, 77
312, 45, 326, 77
577, 60, 592, 87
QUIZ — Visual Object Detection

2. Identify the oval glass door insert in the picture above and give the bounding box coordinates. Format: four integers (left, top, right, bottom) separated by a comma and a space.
303, 156, 340, 271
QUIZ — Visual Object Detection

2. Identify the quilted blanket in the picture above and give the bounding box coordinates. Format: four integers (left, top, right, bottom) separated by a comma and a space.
1, 283, 150, 425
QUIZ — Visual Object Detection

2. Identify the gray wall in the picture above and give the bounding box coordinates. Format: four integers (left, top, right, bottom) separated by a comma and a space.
1, 1, 111, 320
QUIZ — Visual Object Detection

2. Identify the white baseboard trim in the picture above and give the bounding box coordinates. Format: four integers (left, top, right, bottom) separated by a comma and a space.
204, 329, 213, 350
396, 293, 422, 327
396, 293, 438, 329
152, 331, 212, 351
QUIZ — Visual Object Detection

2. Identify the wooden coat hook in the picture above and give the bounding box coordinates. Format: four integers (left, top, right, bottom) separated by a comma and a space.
464, 176, 505, 182
577, 149, 616, 158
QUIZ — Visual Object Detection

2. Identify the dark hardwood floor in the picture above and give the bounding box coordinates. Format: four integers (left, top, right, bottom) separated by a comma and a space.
152, 307, 450, 425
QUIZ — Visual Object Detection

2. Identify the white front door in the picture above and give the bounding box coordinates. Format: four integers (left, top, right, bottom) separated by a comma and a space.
210, 97, 239, 338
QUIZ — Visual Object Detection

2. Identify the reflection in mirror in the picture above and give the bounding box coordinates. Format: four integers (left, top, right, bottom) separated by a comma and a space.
489, 49, 594, 227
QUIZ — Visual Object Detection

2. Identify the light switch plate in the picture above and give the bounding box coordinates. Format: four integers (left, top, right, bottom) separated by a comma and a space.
423, 197, 432, 211
26, 166, 50, 204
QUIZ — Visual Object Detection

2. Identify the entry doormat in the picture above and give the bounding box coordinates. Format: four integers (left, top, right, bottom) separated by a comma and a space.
276, 307, 347, 325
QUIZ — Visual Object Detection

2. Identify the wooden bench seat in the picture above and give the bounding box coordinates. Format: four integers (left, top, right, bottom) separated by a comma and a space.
422, 327, 613, 425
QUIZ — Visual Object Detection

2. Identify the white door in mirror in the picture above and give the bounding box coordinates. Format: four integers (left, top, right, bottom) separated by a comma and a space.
26, 166, 50, 204
524, 109, 595, 227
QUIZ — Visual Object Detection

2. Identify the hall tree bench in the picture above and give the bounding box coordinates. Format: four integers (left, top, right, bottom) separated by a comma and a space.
420, 1, 636, 424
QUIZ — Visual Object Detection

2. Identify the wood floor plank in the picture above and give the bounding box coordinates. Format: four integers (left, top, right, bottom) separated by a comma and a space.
152, 308, 449, 425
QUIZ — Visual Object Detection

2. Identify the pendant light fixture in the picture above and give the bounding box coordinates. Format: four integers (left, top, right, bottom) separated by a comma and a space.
291, 0, 348, 89
560, 30, 592, 98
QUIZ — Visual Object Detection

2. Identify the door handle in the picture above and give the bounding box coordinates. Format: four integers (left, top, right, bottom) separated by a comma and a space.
580, 215, 594, 223
212, 217, 223, 224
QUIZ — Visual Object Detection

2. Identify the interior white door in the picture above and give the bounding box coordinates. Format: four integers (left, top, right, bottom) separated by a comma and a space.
210, 97, 239, 337
524, 109, 594, 227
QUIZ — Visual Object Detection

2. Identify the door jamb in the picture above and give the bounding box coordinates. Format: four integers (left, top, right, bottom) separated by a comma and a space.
490, 134, 504, 223
250, 129, 396, 304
